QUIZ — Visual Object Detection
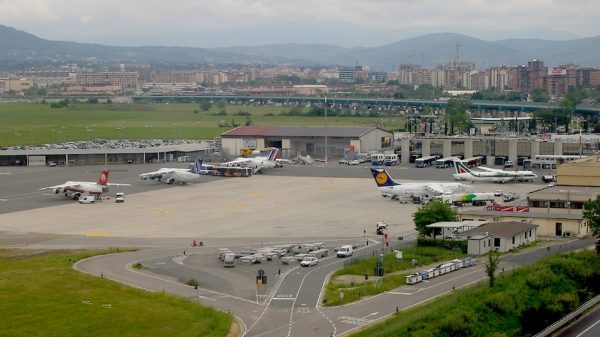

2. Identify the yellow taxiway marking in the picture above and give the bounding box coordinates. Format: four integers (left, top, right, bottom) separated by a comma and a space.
321, 178, 340, 190
248, 192, 266, 198
233, 203, 249, 208
150, 209, 172, 216
85, 231, 111, 237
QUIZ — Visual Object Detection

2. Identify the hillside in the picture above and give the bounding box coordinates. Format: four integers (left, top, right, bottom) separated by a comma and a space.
1, 25, 599, 69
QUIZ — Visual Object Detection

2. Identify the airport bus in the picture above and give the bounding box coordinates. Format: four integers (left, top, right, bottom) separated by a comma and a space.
435, 156, 461, 168
415, 155, 437, 168
525, 155, 586, 169
371, 153, 385, 166
384, 154, 399, 166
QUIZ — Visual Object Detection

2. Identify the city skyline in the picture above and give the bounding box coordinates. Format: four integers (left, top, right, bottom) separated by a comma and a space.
0, 0, 597, 48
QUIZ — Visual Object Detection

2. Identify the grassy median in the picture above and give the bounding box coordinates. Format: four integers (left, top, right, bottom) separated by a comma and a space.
323, 245, 466, 306
0, 249, 232, 337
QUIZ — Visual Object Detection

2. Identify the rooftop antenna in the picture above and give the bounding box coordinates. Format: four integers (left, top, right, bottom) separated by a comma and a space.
456, 42, 461, 63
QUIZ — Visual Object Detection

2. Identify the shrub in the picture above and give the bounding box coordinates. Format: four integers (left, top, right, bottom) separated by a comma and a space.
131, 262, 144, 270
185, 278, 199, 287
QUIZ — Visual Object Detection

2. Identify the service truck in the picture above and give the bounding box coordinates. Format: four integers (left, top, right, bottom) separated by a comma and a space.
435, 192, 495, 206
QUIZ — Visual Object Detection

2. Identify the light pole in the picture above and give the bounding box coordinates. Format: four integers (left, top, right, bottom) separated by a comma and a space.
324, 83, 328, 163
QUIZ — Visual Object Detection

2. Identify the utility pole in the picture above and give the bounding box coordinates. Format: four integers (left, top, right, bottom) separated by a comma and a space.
456, 42, 461, 65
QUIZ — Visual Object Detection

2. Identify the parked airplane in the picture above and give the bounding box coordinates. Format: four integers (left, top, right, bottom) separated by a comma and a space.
370, 168, 473, 202
140, 159, 208, 184
452, 160, 537, 183
222, 148, 279, 174
40, 170, 130, 200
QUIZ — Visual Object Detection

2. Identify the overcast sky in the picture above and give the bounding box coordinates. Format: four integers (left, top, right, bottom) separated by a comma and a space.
1, 0, 597, 47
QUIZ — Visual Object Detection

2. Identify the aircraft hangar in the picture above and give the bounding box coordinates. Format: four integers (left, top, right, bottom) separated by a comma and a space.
220, 126, 394, 159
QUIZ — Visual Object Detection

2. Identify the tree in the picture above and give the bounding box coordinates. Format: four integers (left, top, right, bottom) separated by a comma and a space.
412, 200, 458, 236
215, 99, 227, 109
485, 251, 500, 287
446, 99, 471, 135
530, 88, 549, 102
560, 90, 587, 132
199, 100, 212, 111
583, 196, 600, 235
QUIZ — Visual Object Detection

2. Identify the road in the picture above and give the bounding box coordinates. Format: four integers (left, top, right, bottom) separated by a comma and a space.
76, 236, 595, 337
556, 305, 600, 337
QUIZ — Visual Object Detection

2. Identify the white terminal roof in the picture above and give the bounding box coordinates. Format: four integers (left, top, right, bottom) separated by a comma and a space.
426, 220, 487, 229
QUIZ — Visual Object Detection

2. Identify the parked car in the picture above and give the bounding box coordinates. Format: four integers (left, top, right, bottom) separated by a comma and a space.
47, 161, 57, 167
115, 192, 125, 203
78, 196, 96, 204
504, 161, 514, 168
348, 159, 360, 165
300, 256, 319, 267
338, 159, 349, 165
542, 174, 556, 183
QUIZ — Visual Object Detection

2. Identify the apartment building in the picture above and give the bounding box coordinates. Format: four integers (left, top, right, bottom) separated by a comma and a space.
76, 72, 138, 88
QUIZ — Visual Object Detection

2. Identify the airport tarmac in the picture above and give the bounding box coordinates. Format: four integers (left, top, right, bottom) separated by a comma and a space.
0, 163, 545, 239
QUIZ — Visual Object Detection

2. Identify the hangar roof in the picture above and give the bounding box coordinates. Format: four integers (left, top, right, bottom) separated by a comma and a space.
221, 126, 386, 138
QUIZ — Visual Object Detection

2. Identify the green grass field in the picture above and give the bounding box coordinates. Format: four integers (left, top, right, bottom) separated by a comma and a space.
0, 102, 405, 147
0, 249, 232, 337
323, 245, 465, 306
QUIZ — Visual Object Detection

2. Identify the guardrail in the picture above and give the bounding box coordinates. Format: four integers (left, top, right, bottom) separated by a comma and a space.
532, 294, 600, 337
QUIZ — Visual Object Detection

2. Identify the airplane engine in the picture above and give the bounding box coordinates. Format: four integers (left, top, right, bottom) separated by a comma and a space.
54, 188, 61, 194
167, 178, 175, 184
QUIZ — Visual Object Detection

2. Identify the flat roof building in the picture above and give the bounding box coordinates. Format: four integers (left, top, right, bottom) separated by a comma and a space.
220, 126, 393, 159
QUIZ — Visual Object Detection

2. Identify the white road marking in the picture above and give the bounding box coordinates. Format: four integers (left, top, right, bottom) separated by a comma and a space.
576, 318, 600, 337
0, 199, 7, 202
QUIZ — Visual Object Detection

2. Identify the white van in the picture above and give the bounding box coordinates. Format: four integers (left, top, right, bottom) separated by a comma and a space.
78, 196, 96, 204
336, 245, 353, 258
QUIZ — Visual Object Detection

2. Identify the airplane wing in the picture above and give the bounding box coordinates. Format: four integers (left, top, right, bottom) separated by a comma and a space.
139, 169, 176, 180
424, 184, 446, 195
222, 158, 251, 167
39, 183, 79, 191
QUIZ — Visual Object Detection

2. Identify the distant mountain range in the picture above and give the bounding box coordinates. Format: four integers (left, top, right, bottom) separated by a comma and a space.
1, 25, 599, 69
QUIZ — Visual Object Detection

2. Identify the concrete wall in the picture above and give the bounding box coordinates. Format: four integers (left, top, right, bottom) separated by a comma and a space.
360, 129, 393, 153
468, 236, 490, 255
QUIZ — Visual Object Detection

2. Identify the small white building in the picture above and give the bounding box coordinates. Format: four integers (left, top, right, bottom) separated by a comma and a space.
463, 221, 538, 255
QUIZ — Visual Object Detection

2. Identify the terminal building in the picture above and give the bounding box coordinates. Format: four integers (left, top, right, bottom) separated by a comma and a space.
220, 126, 393, 159
0, 142, 213, 166
459, 155, 600, 238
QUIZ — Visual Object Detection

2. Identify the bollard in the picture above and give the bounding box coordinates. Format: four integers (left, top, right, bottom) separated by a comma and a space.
367, 240, 369, 246
396, 306, 399, 313
183, 250, 186, 256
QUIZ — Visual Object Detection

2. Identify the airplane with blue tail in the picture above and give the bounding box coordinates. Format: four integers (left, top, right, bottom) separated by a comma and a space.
370, 168, 472, 202
140, 159, 207, 184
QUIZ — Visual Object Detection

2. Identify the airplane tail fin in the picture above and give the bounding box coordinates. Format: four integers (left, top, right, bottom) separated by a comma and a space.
370, 168, 400, 187
97, 170, 109, 185
190, 159, 203, 174
268, 148, 279, 161
453, 160, 471, 174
